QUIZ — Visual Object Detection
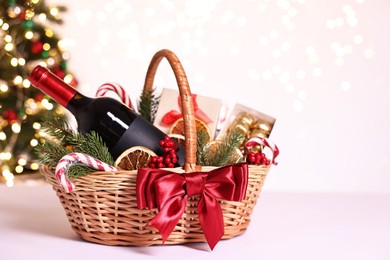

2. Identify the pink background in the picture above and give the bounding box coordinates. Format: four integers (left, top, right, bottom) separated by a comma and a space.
48, 0, 390, 193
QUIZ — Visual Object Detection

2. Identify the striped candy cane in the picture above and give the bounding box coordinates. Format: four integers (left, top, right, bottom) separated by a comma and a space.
96, 82, 133, 109
55, 153, 117, 193
245, 136, 279, 165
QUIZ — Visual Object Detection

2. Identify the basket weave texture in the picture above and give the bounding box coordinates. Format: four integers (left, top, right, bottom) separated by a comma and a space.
41, 49, 271, 246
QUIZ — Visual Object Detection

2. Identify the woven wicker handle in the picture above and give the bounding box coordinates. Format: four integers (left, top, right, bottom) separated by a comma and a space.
143, 49, 197, 173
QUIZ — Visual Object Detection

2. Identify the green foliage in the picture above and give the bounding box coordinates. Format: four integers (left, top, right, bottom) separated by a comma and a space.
137, 88, 160, 123
66, 131, 114, 166
39, 115, 75, 145
35, 139, 69, 168
37, 116, 114, 179
196, 129, 245, 166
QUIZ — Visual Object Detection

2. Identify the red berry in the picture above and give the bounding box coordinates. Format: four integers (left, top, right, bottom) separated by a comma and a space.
151, 156, 158, 163
158, 163, 165, 168
159, 140, 165, 147
168, 163, 175, 168
164, 157, 171, 165
248, 154, 256, 163
171, 157, 178, 163
164, 136, 171, 142
260, 158, 267, 165
157, 156, 164, 163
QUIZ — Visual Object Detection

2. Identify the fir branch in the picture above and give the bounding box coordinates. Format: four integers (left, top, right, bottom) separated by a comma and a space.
137, 88, 160, 123
37, 117, 114, 179
214, 129, 245, 166
35, 139, 70, 168
35, 140, 95, 179
196, 129, 210, 165
40, 115, 75, 144
66, 131, 114, 166
197, 129, 245, 166
66, 165, 96, 179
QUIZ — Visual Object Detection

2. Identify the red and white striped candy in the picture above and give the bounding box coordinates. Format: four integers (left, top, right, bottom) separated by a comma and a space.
55, 153, 117, 193
245, 136, 280, 165
96, 82, 133, 109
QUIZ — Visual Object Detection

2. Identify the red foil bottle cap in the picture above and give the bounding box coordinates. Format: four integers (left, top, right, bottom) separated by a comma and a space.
29, 65, 76, 107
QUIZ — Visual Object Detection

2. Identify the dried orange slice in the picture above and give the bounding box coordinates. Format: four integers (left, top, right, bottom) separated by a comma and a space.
114, 146, 156, 170
168, 133, 186, 147
169, 118, 212, 141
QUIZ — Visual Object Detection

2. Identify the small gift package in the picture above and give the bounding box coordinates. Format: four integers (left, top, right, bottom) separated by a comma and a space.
153, 88, 223, 140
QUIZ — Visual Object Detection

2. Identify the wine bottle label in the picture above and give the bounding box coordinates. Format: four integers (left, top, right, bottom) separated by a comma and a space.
111, 116, 185, 166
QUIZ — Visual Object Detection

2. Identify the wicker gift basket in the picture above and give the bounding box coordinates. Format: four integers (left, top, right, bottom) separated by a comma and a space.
40, 49, 276, 249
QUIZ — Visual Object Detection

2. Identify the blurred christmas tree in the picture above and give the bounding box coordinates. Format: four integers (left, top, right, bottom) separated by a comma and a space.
0, 0, 77, 186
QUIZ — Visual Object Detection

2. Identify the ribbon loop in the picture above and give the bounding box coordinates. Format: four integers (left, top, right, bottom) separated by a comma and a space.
136, 163, 248, 250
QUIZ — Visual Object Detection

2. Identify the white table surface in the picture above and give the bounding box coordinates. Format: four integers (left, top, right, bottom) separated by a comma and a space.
0, 182, 389, 260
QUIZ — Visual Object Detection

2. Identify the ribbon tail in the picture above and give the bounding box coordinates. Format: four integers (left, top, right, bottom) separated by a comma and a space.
198, 193, 224, 250
195, 109, 213, 124
148, 195, 188, 243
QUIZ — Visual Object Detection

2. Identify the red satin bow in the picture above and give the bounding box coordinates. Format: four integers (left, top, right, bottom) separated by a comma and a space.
136, 163, 249, 250
161, 94, 213, 126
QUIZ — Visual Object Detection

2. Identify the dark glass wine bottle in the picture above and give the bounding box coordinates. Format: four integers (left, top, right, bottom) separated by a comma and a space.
29, 65, 185, 166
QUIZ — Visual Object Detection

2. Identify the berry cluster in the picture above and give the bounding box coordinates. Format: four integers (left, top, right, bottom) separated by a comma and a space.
246, 151, 271, 166
148, 136, 179, 168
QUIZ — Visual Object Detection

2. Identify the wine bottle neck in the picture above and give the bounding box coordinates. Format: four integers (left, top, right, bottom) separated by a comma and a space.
29, 65, 78, 107
66, 92, 89, 115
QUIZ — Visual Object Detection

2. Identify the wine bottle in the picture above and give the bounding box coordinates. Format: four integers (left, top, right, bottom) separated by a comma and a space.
29, 65, 185, 166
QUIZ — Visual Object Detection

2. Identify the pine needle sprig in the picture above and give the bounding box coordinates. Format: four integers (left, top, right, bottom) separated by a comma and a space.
196, 129, 210, 165
66, 165, 96, 179
40, 115, 75, 145
213, 129, 245, 166
35, 139, 70, 168
65, 131, 114, 166
36, 116, 114, 179
36, 115, 73, 168
137, 87, 160, 123
35, 139, 94, 179
196, 129, 245, 166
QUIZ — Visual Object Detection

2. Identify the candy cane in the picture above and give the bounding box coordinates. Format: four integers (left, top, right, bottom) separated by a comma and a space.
55, 153, 117, 193
245, 136, 279, 165
96, 82, 133, 109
